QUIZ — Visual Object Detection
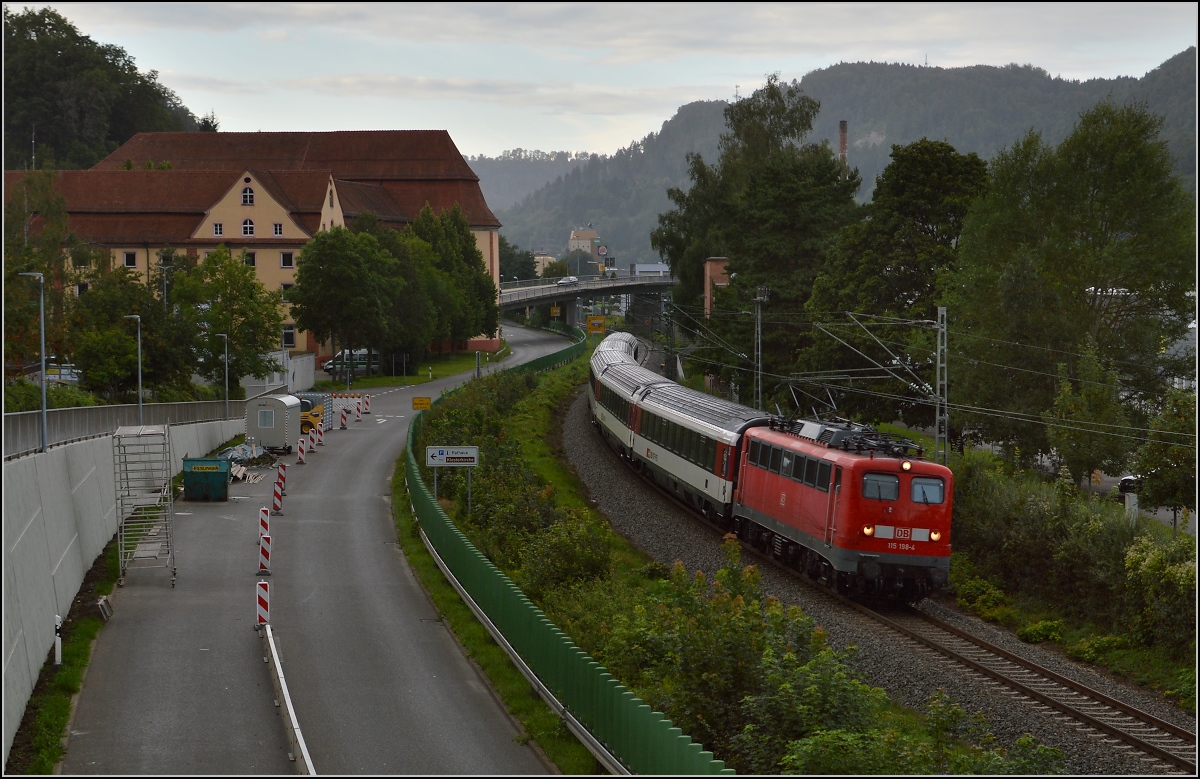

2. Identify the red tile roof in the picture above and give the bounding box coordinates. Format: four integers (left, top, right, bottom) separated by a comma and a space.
93, 130, 500, 227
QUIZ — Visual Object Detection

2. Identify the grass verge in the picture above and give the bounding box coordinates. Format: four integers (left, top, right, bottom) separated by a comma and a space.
390, 462, 600, 773
313, 343, 511, 391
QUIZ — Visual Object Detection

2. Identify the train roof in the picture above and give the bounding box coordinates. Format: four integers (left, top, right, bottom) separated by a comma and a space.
598, 361, 671, 396
748, 418, 927, 459
640, 383, 768, 435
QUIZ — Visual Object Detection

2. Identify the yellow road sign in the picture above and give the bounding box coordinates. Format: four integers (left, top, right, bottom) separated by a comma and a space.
413, 397, 431, 410
551, 306, 561, 317
587, 316, 606, 334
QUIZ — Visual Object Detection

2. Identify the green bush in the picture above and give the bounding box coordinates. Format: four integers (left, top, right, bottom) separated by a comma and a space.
517, 510, 613, 600
1017, 620, 1064, 643
1066, 634, 1128, 663
4, 377, 105, 412
1124, 532, 1196, 655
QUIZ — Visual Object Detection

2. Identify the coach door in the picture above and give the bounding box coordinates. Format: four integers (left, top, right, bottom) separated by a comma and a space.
823, 466, 842, 547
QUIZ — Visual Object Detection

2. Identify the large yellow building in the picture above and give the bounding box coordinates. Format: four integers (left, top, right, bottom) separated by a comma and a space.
6, 129, 502, 357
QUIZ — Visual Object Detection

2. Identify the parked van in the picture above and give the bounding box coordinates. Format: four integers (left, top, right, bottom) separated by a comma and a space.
323, 349, 378, 377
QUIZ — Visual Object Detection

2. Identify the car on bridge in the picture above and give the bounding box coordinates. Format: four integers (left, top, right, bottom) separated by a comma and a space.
556, 276, 579, 286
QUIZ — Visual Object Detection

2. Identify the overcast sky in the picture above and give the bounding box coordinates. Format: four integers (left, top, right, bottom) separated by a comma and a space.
29, 2, 1200, 157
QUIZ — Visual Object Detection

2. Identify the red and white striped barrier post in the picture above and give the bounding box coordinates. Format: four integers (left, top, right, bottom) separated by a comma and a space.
340, 406, 348, 429
364, 394, 371, 414
277, 462, 287, 495
256, 580, 269, 628
297, 436, 306, 464
308, 427, 317, 451
355, 397, 362, 422
257, 534, 272, 575
259, 507, 269, 544
271, 479, 284, 515
317, 424, 325, 446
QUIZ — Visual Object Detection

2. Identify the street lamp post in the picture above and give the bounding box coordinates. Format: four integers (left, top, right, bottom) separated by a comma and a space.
124, 315, 142, 425
217, 333, 229, 418
19, 272, 47, 452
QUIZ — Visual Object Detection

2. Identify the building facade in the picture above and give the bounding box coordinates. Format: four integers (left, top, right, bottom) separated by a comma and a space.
6, 129, 502, 359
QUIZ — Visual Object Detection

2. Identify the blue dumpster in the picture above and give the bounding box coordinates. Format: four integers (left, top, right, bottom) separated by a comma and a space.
182, 457, 230, 501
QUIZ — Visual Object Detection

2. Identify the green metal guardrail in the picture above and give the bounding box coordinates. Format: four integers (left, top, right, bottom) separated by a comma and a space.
404, 327, 731, 775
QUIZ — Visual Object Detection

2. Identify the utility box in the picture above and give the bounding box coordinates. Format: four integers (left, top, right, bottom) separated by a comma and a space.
246, 394, 302, 453
182, 457, 230, 501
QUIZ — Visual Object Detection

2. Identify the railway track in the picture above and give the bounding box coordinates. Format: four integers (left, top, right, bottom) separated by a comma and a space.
595, 343, 1197, 773
854, 603, 1197, 774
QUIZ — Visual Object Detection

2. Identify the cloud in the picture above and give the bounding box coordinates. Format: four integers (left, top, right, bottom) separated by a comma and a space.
279, 73, 728, 116
160, 71, 267, 95
39, 2, 1196, 78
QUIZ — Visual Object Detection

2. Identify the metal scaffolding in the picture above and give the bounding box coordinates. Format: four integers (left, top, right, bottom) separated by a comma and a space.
113, 425, 176, 587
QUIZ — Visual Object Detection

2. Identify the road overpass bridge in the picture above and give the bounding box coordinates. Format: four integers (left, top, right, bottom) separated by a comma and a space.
499, 274, 676, 321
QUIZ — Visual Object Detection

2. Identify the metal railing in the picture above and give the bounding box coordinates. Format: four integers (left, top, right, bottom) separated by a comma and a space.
3, 384, 286, 460
500, 275, 675, 308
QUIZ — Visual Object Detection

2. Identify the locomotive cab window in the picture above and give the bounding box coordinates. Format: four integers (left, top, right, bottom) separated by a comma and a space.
749, 440, 761, 466
862, 473, 899, 501
911, 477, 945, 504
768, 446, 783, 474
804, 457, 819, 487
780, 450, 794, 477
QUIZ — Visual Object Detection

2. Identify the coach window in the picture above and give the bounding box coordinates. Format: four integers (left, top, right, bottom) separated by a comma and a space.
863, 473, 900, 501
911, 477, 945, 504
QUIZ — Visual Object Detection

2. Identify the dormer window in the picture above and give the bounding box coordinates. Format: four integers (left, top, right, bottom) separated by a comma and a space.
242, 187, 254, 205
243, 219, 255, 236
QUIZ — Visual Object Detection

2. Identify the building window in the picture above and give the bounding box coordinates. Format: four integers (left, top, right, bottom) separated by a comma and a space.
242, 187, 254, 205
328, 191, 333, 208
281, 283, 294, 301
213, 222, 223, 236
76, 282, 89, 296
273, 223, 283, 236
282, 325, 296, 349
280, 252, 294, 268
205, 251, 214, 258
243, 219, 254, 236
124, 251, 137, 268
243, 252, 256, 267
321, 223, 325, 231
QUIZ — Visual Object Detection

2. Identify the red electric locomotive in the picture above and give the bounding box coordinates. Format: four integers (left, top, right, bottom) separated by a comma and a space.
589, 332, 952, 600
732, 420, 952, 599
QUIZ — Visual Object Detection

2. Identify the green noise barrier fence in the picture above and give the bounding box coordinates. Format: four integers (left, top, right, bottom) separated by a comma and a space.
404, 326, 732, 775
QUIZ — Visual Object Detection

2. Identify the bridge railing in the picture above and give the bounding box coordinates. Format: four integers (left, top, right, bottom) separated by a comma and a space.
500, 275, 675, 306
404, 326, 731, 775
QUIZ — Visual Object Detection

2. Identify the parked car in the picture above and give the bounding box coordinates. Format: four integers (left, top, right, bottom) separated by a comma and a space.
1117, 475, 1142, 494
556, 276, 579, 286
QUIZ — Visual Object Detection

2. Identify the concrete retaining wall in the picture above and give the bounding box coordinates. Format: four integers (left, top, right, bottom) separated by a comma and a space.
2, 418, 243, 766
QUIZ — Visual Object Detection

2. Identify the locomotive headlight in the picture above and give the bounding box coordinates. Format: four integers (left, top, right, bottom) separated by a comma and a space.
930, 530, 942, 542
901, 460, 912, 471
863, 525, 875, 537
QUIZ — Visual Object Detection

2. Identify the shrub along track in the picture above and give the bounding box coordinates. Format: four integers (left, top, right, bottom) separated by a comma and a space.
560, 385, 1196, 775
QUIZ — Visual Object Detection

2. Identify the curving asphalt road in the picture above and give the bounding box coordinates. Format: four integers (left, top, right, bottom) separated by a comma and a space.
61, 324, 570, 775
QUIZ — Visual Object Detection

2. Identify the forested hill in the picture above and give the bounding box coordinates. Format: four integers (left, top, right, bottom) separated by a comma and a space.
495, 100, 727, 263
4, 7, 205, 171
465, 150, 594, 212
497, 49, 1196, 265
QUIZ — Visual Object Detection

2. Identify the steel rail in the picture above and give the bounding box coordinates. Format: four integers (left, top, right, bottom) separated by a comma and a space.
589, 391, 1196, 774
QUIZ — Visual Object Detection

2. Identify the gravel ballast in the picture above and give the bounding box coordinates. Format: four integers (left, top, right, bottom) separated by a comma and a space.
561, 384, 1194, 775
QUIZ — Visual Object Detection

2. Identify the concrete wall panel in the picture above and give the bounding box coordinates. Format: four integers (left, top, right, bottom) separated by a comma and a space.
35, 449, 86, 616
3, 556, 34, 769
65, 438, 110, 569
